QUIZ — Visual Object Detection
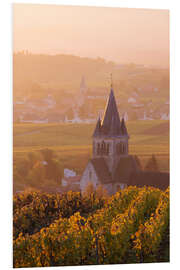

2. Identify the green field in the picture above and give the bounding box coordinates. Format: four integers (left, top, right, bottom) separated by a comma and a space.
13, 120, 169, 174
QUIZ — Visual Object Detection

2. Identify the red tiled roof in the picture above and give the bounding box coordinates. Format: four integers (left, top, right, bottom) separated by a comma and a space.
63, 175, 81, 183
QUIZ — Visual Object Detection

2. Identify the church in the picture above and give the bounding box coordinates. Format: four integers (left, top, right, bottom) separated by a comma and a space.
80, 86, 141, 195
79, 85, 169, 195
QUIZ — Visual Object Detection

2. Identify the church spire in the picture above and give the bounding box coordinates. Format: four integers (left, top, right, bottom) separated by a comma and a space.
93, 116, 101, 137
80, 75, 86, 89
101, 88, 121, 136
93, 76, 128, 138
121, 117, 128, 136
110, 73, 113, 89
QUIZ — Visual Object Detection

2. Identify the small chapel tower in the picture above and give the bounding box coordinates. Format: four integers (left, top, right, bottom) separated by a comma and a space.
80, 75, 87, 95
77, 75, 88, 107
92, 86, 129, 174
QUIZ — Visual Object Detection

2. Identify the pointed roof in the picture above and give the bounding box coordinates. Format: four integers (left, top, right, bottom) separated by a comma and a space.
93, 116, 101, 137
93, 88, 129, 138
101, 88, 121, 136
121, 117, 128, 136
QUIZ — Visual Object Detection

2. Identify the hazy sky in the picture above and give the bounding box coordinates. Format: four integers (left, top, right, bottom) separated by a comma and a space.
13, 4, 169, 67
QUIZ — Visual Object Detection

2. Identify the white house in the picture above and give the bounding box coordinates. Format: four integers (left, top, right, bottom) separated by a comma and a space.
128, 97, 136, 104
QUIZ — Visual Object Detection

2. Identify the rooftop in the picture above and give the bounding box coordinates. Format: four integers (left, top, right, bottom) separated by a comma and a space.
93, 88, 128, 138
129, 171, 169, 190
90, 155, 141, 184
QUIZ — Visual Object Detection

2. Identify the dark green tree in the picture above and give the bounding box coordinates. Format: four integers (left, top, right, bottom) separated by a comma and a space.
144, 155, 159, 172
134, 155, 143, 170
28, 152, 41, 169
45, 159, 63, 184
40, 148, 55, 162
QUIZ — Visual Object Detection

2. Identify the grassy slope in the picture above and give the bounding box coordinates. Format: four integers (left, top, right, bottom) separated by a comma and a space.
13, 120, 169, 174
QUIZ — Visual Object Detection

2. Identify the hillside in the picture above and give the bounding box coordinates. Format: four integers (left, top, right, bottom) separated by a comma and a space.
13, 53, 169, 122
142, 121, 169, 136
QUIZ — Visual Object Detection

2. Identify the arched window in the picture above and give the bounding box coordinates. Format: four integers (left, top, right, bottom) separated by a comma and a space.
116, 142, 126, 155
123, 144, 126, 154
97, 143, 100, 155
101, 141, 106, 155
116, 143, 120, 154
120, 143, 123, 154
106, 143, 109, 155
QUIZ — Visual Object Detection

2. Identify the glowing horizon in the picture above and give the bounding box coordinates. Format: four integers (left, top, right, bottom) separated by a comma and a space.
13, 4, 169, 67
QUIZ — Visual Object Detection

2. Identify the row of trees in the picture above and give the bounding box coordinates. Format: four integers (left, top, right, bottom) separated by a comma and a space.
14, 149, 63, 193
14, 148, 160, 194
144, 154, 159, 171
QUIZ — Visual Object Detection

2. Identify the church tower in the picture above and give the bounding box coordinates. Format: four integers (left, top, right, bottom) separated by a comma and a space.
77, 75, 87, 107
92, 87, 129, 174
80, 75, 87, 95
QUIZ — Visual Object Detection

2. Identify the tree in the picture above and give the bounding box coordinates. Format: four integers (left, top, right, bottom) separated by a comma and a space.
83, 182, 94, 197
17, 158, 31, 178
144, 155, 159, 172
95, 184, 108, 199
13, 165, 23, 185
134, 155, 143, 170
26, 149, 63, 188
40, 148, 55, 162
28, 152, 41, 169
26, 161, 46, 188
45, 159, 63, 184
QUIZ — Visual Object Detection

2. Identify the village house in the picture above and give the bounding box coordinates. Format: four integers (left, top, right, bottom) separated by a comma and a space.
61, 169, 81, 192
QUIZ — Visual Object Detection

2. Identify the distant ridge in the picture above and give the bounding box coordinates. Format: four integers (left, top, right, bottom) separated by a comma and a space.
143, 121, 169, 136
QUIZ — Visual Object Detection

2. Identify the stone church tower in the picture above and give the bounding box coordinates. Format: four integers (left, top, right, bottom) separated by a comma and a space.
80, 83, 168, 194
77, 76, 88, 107
80, 75, 87, 95
92, 87, 129, 174
80, 85, 142, 195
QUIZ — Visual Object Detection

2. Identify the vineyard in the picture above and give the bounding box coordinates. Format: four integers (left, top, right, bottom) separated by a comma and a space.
13, 120, 169, 193
13, 186, 169, 267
